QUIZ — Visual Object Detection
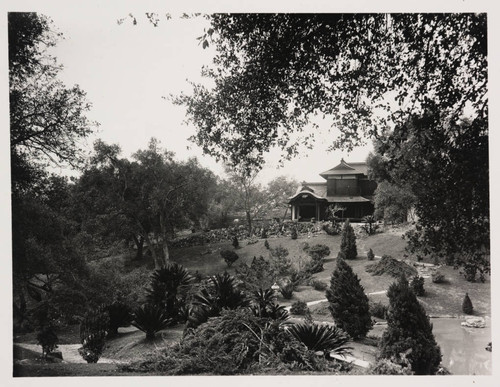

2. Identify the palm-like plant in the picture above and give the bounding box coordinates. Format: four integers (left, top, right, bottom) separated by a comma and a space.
132, 304, 172, 340
250, 288, 289, 321
146, 263, 194, 320
287, 323, 352, 357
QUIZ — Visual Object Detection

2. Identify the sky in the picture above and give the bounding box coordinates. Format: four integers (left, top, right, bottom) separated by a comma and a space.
43, 9, 373, 185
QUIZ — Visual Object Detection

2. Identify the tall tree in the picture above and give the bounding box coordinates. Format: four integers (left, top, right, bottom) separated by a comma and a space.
379, 276, 441, 375
176, 13, 486, 168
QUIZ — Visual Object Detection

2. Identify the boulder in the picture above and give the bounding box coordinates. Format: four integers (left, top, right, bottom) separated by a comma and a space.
461, 316, 486, 328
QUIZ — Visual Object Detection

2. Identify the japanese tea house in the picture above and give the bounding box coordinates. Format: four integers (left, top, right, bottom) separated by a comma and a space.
288, 159, 377, 222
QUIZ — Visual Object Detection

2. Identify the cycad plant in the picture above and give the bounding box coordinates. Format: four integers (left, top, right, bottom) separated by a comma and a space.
287, 323, 352, 357
250, 288, 289, 321
132, 304, 172, 340
146, 263, 194, 321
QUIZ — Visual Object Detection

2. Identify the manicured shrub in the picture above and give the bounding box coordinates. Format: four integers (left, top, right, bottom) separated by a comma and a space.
36, 326, 58, 359
411, 276, 426, 296
379, 276, 442, 375
367, 248, 375, 261
431, 271, 445, 283
462, 293, 473, 315
291, 227, 298, 240
264, 239, 270, 250
287, 323, 352, 357
311, 279, 327, 291
289, 300, 309, 315
308, 244, 330, 260
279, 282, 294, 299
326, 257, 372, 339
106, 301, 132, 337
369, 301, 388, 319
220, 250, 239, 267
232, 235, 239, 249
132, 304, 172, 340
339, 220, 357, 259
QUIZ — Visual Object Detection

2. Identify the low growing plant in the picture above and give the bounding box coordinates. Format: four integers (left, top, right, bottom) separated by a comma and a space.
289, 300, 309, 315
220, 250, 239, 267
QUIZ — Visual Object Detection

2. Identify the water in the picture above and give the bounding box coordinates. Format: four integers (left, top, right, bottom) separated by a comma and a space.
431, 317, 491, 375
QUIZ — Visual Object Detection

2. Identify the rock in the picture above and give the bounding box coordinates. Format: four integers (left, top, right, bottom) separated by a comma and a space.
461, 316, 486, 328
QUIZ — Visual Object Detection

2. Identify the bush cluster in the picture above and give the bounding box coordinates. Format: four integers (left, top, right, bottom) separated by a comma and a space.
220, 250, 239, 267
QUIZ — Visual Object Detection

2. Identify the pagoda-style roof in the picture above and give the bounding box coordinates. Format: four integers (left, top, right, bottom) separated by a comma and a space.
319, 159, 368, 179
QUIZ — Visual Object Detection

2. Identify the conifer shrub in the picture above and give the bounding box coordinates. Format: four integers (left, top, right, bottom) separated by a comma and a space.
220, 250, 239, 267
326, 257, 372, 339
379, 276, 442, 375
462, 293, 473, 315
291, 227, 298, 240
235, 256, 274, 291
369, 301, 388, 319
308, 244, 330, 260
367, 248, 375, 261
232, 235, 239, 249
431, 271, 445, 284
311, 279, 327, 291
261, 228, 268, 239
264, 239, 270, 250
410, 276, 426, 296
269, 245, 293, 279
339, 220, 357, 259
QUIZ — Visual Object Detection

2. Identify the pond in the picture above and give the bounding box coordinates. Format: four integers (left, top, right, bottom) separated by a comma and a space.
432, 317, 491, 375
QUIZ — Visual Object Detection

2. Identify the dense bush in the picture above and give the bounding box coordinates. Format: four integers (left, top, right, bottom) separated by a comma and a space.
367, 248, 375, 261
289, 301, 309, 315
287, 323, 352, 357
124, 308, 332, 375
369, 355, 413, 375
379, 276, 442, 375
36, 326, 58, 359
308, 244, 330, 260
369, 301, 388, 319
326, 258, 372, 339
106, 301, 132, 337
220, 250, 239, 267
431, 271, 445, 284
339, 220, 357, 260
411, 276, 426, 296
366, 255, 417, 278
279, 282, 294, 299
311, 279, 327, 291
132, 304, 172, 340
462, 293, 474, 315
235, 256, 274, 292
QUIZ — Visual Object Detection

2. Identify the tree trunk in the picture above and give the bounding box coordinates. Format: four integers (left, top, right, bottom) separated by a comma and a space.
246, 210, 252, 235
162, 240, 170, 265
132, 235, 144, 260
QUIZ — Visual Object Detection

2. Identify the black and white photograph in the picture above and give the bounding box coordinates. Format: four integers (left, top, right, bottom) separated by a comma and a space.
3, 0, 496, 382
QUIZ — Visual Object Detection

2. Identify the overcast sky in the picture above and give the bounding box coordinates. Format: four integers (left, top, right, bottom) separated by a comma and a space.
44, 9, 373, 185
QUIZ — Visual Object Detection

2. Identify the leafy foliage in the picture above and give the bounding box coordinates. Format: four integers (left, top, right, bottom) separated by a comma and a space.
269, 245, 293, 280
326, 258, 372, 339
287, 323, 352, 357
339, 220, 357, 260
379, 276, 442, 375
462, 293, 474, 315
36, 326, 58, 359
289, 301, 309, 316
220, 249, 239, 267
132, 304, 172, 340
369, 301, 388, 320
79, 306, 109, 363
310, 280, 327, 291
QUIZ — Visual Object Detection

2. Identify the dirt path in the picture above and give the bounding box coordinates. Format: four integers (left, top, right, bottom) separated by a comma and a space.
14, 343, 124, 364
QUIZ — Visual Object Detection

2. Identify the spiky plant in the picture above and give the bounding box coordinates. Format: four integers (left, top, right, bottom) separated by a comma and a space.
146, 263, 194, 321
250, 288, 276, 316
132, 304, 172, 340
287, 323, 352, 357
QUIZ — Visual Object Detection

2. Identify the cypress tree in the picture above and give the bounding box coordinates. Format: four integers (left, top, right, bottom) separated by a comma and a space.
379, 276, 442, 375
326, 257, 372, 339
462, 293, 473, 315
339, 219, 357, 259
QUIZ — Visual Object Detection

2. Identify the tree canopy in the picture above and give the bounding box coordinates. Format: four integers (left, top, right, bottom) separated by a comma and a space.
176, 13, 486, 169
